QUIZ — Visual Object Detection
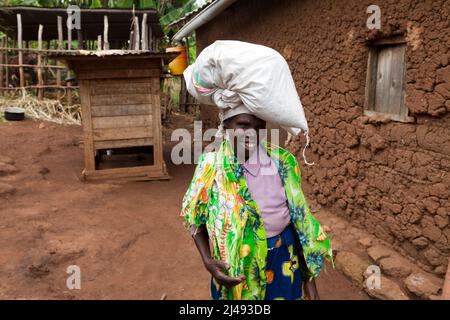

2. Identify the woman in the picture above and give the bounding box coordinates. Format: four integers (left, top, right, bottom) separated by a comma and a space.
181, 109, 333, 300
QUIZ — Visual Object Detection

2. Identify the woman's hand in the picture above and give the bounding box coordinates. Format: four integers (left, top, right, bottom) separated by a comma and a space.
192, 225, 245, 289
204, 257, 246, 288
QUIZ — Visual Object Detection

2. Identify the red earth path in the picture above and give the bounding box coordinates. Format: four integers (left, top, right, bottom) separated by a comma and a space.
0, 118, 368, 300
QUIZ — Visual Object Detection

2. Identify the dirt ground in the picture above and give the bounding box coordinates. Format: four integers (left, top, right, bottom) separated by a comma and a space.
0, 116, 368, 300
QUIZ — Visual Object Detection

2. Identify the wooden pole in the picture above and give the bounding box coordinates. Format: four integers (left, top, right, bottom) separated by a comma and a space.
77, 28, 83, 49
129, 30, 134, 50
67, 16, 72, 50
56, 16, 63, 100
17, 14, 24, 88
97, 35, 102, 50
37, 24, 43, 100
67, 17, 72, 106
141, 13, 148, 50
5, 34, 9, 88
148, 24, 153, 52
103, 15, 109, 50
133, 16, 140, 50
0, 37, 4, 91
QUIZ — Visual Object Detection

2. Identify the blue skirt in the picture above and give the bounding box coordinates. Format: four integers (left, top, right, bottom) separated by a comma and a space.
211, 225, 303, 300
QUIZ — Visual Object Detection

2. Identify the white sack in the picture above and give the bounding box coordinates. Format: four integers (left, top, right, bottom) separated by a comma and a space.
183, 40, 308, 136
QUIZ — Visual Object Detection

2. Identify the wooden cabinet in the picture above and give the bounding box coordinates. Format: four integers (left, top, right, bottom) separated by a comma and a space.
56, 52, 175, 181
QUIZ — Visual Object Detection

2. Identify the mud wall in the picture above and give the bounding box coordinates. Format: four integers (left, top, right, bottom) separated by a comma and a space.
195, 0, 450, 275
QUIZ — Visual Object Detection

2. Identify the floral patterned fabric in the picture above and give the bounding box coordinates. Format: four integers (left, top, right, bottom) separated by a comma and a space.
181, 139, 333, 300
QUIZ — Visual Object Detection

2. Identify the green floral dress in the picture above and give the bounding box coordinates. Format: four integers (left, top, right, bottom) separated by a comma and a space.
181, 139, 333, 300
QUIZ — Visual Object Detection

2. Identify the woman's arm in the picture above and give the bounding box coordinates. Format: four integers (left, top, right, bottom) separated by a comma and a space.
192, 224, 245, 288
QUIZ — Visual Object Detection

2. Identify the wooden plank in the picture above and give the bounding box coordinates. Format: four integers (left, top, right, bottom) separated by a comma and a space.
103, 15, 109, 50
141, 13, 148, 50
97, 35, 102, 50
74, 59, 161, 71
387, 45, 406, 116
82, 165, 170, 181
17, 14, 24, 88
4, 36, 8, 88
76, 68, 160, 80
91, 104, 152, 117
66, 20, 72, 105
56, 16, 63, 101
364, 47, 377, 111
134, 16, 140, 50
0, 37, 4, 89
37, 24, 43, 100
375, 47, 393, 114
94, 137, 154, 150
79, 80, 96, 171
363, 109, 414, 123
91, 93, 152, 106
90, 78, 151, 85
151, 77, 163, 170
93, 126, 153, 141
90, 82, 153, 95
371, 36, 406, 46
92, 114, 153, 129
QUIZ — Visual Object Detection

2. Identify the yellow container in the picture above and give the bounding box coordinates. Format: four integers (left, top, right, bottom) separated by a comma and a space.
166, 46, 188, 75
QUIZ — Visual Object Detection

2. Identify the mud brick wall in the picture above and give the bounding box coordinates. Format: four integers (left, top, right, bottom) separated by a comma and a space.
195, 0, 450, 276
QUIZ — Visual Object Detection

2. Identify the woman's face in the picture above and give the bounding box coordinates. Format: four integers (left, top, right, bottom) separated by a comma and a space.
223, 114, 266, 157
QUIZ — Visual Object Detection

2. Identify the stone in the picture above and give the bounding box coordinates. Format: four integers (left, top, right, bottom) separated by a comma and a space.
421, 216, 442, 242
0, 182, 15, 196
433, 265, 447, 275
358, 236, 372, 248
412, 236, 429, 249
379, 257, 413, 278
374, 224, 394, 243
434, 215, 448, 229
368, 245, 392, 262
0, 163, 19, 176
381, 201, 403, 215
336, 199, 347, 209
436, 207, 447, 218
428, 183, 449, 199
404, 272, 442, 299
367, 134, 386, 153
364, 275, 409, 300
422, 197, 440, 214
426, 93, 446, 115
0, 156, 15, 165
423, 248, 444, 266
335, 251, 368, 286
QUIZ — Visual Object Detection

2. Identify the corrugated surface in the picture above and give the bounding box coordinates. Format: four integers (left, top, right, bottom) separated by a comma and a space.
0, 6, 163, 41
168, 0, 215, 27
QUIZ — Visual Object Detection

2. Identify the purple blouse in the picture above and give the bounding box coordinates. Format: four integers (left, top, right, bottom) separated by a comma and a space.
243, 145, 291, 238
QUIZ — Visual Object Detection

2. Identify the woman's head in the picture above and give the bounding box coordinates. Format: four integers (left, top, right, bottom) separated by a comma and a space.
222, 113, 266, 159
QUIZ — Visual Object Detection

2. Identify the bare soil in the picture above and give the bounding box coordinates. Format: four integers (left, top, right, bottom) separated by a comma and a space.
0, 117, 368, 300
